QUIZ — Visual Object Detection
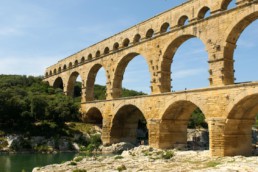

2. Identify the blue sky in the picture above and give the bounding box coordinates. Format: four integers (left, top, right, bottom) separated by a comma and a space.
0, 0, 257, 94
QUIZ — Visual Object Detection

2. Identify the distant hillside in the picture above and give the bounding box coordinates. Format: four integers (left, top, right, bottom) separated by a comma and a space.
73, 82, 146, 101
0, 75, 79, 126
0, 75, 146, 126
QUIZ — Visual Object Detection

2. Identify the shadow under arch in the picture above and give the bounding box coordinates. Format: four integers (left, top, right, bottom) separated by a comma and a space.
110, 104, 148, 145
225, 93, 258, 156
159, 100, 208, 149
83, 107, 103, 126
66, 71, 83, 97
160, 34, 208, 92
224, 12, 258, 84
86, 63, 107, 101
112, 52, 152, 98
53, 77, 64, 90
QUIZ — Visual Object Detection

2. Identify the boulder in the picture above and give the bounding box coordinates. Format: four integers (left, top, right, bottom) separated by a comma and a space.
58, 138, 71, 151
101, 142, 135, 154
30, 136, 45, 147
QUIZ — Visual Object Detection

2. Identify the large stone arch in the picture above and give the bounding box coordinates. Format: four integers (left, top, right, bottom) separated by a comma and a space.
66, 71, 84, 97
53, 77, 64, 90
160, 98, 208, 120
223, 11, 258, 84
110, 104, 148, 145
112, 102, 147, 120
83, 107, 103, 125
112, 52, 152, 98
224, 92, 258, 156
86, 63, 108, 101
227, 87, 258, 118
227, 94, 258, 120
159, 34, 209, 92
157, 99, 207, 149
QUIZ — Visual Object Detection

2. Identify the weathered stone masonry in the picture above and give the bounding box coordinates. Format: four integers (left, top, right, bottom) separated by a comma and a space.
44, 0, 258, 156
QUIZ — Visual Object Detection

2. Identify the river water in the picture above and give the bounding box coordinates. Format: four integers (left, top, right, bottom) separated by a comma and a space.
0, 152, 77, 172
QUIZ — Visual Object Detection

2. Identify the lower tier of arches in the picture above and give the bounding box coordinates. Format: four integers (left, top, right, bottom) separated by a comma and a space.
81, 81, 258, 157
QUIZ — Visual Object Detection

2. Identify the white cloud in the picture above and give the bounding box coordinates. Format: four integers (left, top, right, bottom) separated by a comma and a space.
0, 55, 60, 76
173, 68, 205, 79
77, 18, 137, 42
237, 39, 256, 48
0, 27, 23, 37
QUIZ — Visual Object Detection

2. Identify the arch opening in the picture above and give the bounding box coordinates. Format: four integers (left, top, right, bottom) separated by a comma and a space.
96, 51, 101, 58
67, 71, 83, 102
160, 22, 170, 33
53, 77, 64, 90
178, 15, 189, 26
162, 36, 209, 92
88, 54, 93, 60
69, 62, 73, 69
123, 38, 130, 47
74, 60, 79, 66
226, 94, 258, 156
133, 34, 141, 43
49, 70, 52, 76
81, 56, 85, 63
113, 42, 119, 51
222, 0, 237, 10
104, 47, 110, 55
160, 101, 208, 150
83, 107, 103, 127
58, 67, 61, 73
229, 17, 258, 84
112, 53, 150, 98
198, 7, 211, 19
146, 29, 154, 39
86, 64, 107, 101
110, 105, 148, 145
53, 69, 57, 75
63, 64, 67, 70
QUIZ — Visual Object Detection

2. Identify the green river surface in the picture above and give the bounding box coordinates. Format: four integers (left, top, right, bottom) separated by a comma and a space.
0, 152, 77, 172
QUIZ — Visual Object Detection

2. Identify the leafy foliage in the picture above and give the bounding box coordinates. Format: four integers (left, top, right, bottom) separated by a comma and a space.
94, 84, 146, 100
188, 108, 208, 129
0, 75, 80, 133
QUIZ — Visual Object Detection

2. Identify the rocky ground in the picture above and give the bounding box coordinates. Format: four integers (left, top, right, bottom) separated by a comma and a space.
33, 145, 258, 172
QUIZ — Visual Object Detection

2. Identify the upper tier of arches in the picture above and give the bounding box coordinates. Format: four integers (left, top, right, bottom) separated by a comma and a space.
45, 0, 242, 77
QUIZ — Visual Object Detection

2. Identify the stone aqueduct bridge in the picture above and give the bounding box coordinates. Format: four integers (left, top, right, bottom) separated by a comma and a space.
44, 0, 258, 156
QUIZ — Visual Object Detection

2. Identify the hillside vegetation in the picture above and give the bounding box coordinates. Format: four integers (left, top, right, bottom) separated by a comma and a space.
0, 75, 147, 136
73, 82, 146, 101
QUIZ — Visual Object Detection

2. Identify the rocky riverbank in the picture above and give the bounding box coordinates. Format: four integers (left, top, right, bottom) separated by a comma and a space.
0, 123, 102, 154
33, 145, 258, 172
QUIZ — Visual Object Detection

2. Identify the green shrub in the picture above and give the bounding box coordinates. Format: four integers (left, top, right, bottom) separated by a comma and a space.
114, 155, 123, 159
72, 169, 87, 172
162, 150, 174, 159
74, 156, 84, 162
206, 161, 220, 167
117, 164, 126, 171
33, 145, 53, 152
81, 134, 102, 152
69, 161, 77, 166
0, 137, 8, 149
0, 130, 5, 136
